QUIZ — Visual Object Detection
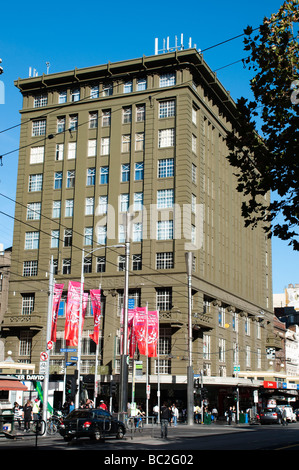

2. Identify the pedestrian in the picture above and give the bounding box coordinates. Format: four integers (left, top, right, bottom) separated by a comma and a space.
13, 402, 22, 429
212, 407, 218, 422
23, 400, 33, 432
32, 398, 40, 421
69, 401, 75, 413
172, 404, 179, 427
153, 404, 159, 424
99, 400, 108, 411
160, 402, 171, 438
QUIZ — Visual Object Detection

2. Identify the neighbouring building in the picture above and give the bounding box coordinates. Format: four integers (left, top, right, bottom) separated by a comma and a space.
1, 46, 276, 414
0, 244, 11, 361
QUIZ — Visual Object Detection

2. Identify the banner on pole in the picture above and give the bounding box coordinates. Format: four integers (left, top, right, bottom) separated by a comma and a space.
89, 289, 101, 344
64, 281, 87, 346
50, 283, 64, 342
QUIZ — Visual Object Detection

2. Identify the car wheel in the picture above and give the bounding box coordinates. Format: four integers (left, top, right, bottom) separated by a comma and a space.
93, 427, 104, 441
116, 426, 125, 439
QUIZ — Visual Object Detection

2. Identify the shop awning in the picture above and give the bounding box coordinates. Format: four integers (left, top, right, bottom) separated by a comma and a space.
0, 379, 28, 391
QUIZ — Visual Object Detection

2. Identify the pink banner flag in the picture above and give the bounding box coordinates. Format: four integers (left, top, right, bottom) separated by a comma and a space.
147, 311, 159, 357
133, 307, 148, 356
50, 283, 64, 342
89, 289, 101, 344
64, 281, 88, 347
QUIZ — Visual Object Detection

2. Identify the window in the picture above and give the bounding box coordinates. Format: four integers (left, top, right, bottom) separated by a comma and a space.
30, 146, 44, 164
159, 100, 175, 118
135, 132, 144, 151
29, 174, 43, 192
97, 256, 106, 273
134, 162, 144, 180
118, 255, 125, 271
55, 143, 64, 161
32, 119, 46, 136
62, 258, 71, 275
192, 194, 196, 213
83, 257, 92, 273
159, 73, 175, 87
192, 134, 197, 153
66, 170, 75, 188
136, 105, 145, 122
84, 227, 93, 245
133, 223, 142, 242
52, 200, 61, 218
122, 107, 132, 124
192, 163, 197, 184
120, 194, 129, 212
98, 195, 108, 214
124, 81, 133, 93
90, 85, 99, 99
21, 294, 35, 315
157, 189, 174, 209
156, 252, 174, 269
85, 197, 94, 215
19, 331, 32, 356
69, 115, 78, 130
156, 288, 172, 311
64, 229, 73, 247
121, 164, 130, 182
118, 224, 125, 243
102, 109, 111, 127
158, 128, 175, 148
133, 192, 143, 211
87, 168, 95, 186
132, 254, 142, 271
100, 167, 109, 184
137, 77, 147, 91
51, 230, 59, 248
97, 225, 107, 245
89, 111, 98, 128
157, 220, 173, 240
101, 137, 110, 155
57, 117, 65, 133
88, 139, 97, 157
121, 135, 131, 153
219, 338, 226, 362
103, 83, 113, 96
23, 260, 38, 277
71, 88, 80, 102
34, 95, 47, 107
26, 202, 41, 220
192, 106, 197, 125
58, 91, 67, 103
68, 142, 76, 159
65, 199, 74, 217
25, 231, 39, 250
158, 158, 174, 178
218, 307, 225, 327
54, 171, 63, 189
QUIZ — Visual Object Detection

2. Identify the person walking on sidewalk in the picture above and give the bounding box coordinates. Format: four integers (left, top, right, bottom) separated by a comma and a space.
172, 404, 179, 427
161, 402, 172, 438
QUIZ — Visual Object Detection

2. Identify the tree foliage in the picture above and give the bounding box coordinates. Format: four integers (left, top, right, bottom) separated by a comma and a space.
226, 0, 299, 250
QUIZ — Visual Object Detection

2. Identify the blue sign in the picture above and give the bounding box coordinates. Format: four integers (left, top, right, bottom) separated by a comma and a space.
60, 348, 77, 352
70, 356, 78, 361
128, 298, 135, 309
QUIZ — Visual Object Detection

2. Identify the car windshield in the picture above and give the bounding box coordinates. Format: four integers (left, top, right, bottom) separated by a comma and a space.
67, 410, 91, 419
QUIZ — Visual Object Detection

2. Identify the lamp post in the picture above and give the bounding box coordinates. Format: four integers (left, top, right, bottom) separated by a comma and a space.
75, 244, 125, 409
185, 252, 194, 426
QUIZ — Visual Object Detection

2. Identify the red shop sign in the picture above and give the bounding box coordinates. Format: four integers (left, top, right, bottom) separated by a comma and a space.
263, 381, 277, 389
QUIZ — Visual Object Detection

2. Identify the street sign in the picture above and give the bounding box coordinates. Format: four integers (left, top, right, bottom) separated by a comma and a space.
40, 352, 48, 361
60, 348, 77, 352
70, 356, 78, 361
47, 341, 53, 350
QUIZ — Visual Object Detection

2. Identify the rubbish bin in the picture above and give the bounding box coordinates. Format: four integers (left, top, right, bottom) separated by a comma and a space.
204, 413, 211, 425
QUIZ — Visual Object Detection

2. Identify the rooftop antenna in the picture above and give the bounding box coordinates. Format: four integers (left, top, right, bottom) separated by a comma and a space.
154, 34, 195, 55
46, 62, 50, 74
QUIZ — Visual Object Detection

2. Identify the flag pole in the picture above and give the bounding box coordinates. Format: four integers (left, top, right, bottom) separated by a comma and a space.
75, 248, 84, 409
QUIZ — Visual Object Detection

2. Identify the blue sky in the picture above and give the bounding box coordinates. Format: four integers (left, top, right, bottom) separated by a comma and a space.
0, 0, 298, 294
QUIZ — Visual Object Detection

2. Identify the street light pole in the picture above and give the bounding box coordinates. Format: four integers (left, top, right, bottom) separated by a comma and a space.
185, 252, 194, 426
119, 213, 131, 417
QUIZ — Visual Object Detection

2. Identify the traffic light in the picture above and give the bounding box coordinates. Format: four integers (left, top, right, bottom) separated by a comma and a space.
233, 390, 239, 402
201, 387, 208, 400
110, 381, 117, 395
66, 379, 72, 398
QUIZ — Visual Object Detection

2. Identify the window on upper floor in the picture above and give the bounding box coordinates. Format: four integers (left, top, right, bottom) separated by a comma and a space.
34, 95, 47, 108
159, 73, 175, 87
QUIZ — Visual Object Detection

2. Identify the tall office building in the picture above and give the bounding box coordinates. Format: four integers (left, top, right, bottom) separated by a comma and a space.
2, 48, 274, 411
